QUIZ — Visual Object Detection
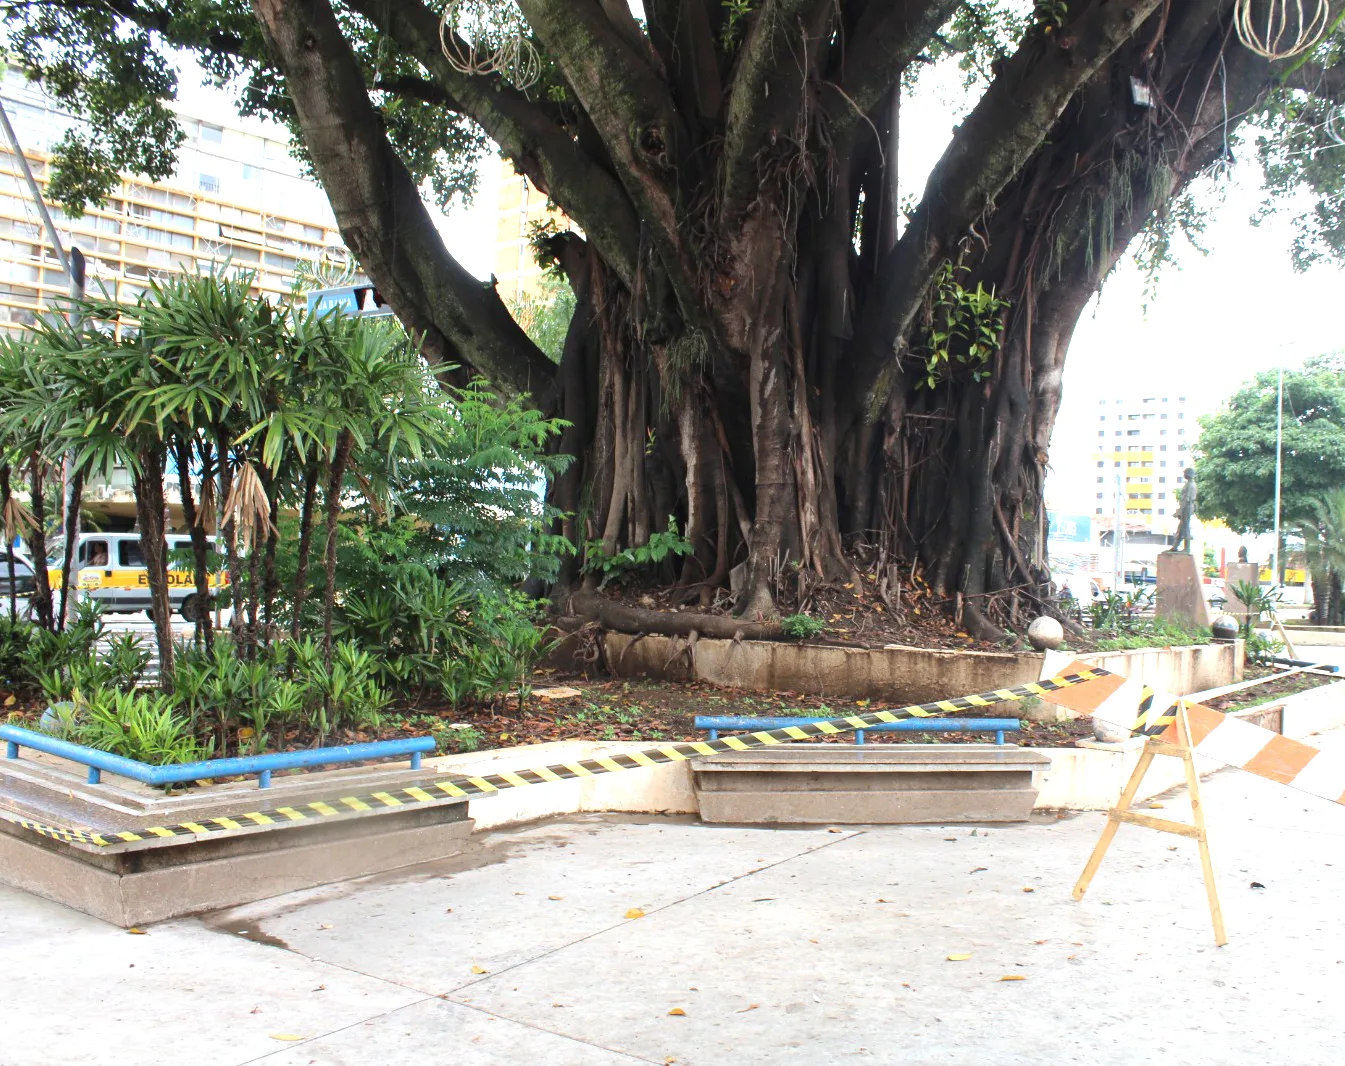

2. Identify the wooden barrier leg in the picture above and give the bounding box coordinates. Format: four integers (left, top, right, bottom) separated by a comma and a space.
1072, 745, 1156, 901
1177, 702, 1227, 946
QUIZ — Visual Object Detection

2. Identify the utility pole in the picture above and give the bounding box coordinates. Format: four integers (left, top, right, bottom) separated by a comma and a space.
1272, 366, 1284, 587
0, 95, 86, 626
1113, 473, 1125, 591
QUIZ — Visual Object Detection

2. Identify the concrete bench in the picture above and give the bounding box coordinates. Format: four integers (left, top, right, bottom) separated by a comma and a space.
694, 716, 1020, 744
693, 746, 1050, 825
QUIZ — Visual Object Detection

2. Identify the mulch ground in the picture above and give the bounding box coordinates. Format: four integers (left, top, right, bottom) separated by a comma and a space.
377, 673, 1095, 752
1201, 665, 1336, 714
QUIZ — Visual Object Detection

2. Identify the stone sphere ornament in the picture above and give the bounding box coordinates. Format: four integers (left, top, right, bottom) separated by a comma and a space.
1027, 616, 1064, 651
1211, 614, 1239, 642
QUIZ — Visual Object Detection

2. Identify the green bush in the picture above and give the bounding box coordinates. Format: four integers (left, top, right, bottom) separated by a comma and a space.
780, 614, 826, 641
56, 689, 208, 765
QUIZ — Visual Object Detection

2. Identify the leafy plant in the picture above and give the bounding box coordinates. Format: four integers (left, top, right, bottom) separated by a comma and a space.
780, 614, 826, 640
916, 262, 1010, 390
1229, 581, 1282, 639
1244, 631, 1285, 664
584, 518, 694, 586
64, 689, 208, 765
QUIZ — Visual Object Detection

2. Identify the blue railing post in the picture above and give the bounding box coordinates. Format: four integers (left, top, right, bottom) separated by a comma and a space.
0, 724, 437, 790
855, 730, 866, 744
995, 730, 1005, 745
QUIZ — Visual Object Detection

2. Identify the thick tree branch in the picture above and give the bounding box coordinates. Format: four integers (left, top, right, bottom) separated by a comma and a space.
1283, 60, 1345, 101
344, 0, 642, 287
251, 0, 556, 401
518, 0, 707, 331
719, 0, 836, 221
827, 0, 963, 131
842, 0, 1164, 429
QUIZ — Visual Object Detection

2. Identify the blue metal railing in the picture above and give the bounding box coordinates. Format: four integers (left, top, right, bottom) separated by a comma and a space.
693, 716, 1021, 745
0, 724, 435, 789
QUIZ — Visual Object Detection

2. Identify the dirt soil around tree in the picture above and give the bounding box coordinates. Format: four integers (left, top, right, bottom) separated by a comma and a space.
374, 674, 1096, 753
563, 562, 1182, 655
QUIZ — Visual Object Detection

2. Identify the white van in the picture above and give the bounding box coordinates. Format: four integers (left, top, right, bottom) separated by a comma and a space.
46, 532, 227, 621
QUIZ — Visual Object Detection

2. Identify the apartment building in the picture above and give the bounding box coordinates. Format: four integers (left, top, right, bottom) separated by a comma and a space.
492, 161, 570, 303
1091, 393, 1195, 533
0, 67, 343, 333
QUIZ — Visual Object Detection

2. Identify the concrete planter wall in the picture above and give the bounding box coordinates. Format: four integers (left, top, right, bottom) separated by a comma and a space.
601, 633, 1241, 705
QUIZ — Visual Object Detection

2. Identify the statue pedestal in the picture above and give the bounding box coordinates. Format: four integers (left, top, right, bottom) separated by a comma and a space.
1223, 562, 1259, 622
1157, 552, 1208, 627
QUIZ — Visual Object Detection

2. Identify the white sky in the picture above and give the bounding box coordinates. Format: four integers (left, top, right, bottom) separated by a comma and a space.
174, 39, 1345, 523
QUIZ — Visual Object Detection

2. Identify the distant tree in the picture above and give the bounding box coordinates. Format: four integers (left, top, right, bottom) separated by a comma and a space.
1301, 488, 1345, 625
1196, 358, 1345, 535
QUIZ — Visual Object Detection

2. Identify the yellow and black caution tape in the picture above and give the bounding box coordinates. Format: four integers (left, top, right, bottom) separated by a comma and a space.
1130, 686, 1181, 736
9, 669, 1111, 848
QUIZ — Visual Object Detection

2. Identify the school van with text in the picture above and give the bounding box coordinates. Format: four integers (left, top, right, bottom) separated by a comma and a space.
46, 533, 227, 621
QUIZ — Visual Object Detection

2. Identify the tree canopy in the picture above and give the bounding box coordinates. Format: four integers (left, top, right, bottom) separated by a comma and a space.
7, 2, 1345, 634
1196, 357, 1345, 534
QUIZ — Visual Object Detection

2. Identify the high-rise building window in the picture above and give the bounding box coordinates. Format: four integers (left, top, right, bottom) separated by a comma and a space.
1096, 461, 1104, 468
199, 174, 220, 194
1098, 430, 1105, 437
1096, 508, 1103, 515
200, 122, 224, 144
1114, 461, 1121, 468
1096, 476, 1104, 483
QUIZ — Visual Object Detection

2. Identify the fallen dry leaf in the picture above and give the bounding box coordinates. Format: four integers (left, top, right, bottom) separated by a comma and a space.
1034, 939, 1047, 945
3, 694, 15, 706
470, 965, 488, 974
127, 928, 147, 935
827, 827, 845, 833
1149, 802, 1166, 809
535, 686, 582, 700
269, 1035, 304, 1042
548, 895, 564, 901
970, 867, 987, 874
667, 1007, 687, 1017
736, 1004, 760, 1013
319, 923, 333, 930
1022, 887, 1035, 893
999, 975, 1027, 982
946, 953, 972, 962
625, 907, 646, 919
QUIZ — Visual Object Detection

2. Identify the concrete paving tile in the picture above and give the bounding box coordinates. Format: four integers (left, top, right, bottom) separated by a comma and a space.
210, 818, 850, 994
254, 996, 653, 1066
454, 778, 1345, 1066
0, 887, 421, 1066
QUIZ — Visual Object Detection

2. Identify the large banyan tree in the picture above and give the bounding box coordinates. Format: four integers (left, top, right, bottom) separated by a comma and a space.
9, 0, 1345, 635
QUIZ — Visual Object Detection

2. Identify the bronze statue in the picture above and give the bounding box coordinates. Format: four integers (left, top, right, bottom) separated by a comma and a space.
1238, 545, 1248, 564
1171, 467, 1197, 553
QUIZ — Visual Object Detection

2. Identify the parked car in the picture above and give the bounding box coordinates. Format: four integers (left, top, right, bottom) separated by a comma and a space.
0, 547, 36, 604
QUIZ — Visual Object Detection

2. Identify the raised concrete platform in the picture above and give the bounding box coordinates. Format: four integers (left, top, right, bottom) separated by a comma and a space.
693, 745, 1050, 824
0, 802, 474, 927
0, 742, 475, 926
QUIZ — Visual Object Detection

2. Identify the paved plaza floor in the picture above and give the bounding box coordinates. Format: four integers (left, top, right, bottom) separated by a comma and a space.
5, 736, 1345, 1066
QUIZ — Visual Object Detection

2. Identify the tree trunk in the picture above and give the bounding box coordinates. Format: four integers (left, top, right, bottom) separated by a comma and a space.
0, 465, 14, 620
56, 468, 84, 632
321, 429, 354, 664
175, 435, 213, 650
290, 459, 319, 643
132, 448, 175, 684
260, 465, 280, 640
217, 429, 244, 643
26, 457, 52, 630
